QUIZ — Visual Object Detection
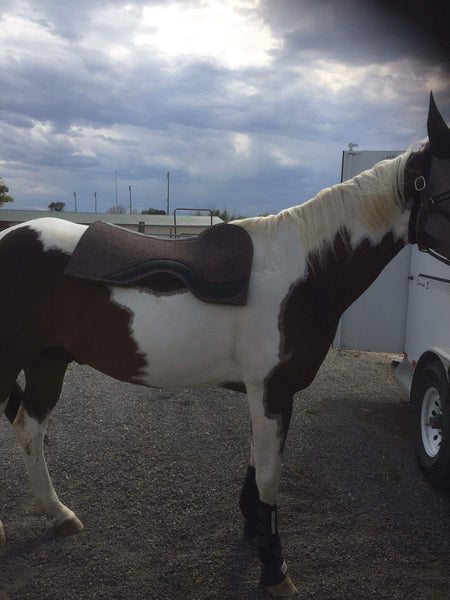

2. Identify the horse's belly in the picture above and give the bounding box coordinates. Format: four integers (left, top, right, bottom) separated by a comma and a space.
109, 287, 243, 388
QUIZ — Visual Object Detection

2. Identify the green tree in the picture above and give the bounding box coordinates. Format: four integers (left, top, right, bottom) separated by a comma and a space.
0, 177, 14, 206
48, 202, 66, 212
141, 207, 166, 215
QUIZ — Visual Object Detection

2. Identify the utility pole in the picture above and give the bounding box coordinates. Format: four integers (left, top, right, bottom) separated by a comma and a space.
166, 171, 170, 215
73, 192, 77, 212
129, 185, 132, 214
115, 170, 118, 209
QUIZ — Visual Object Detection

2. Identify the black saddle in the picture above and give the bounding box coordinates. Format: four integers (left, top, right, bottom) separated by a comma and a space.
64, 221, 253, 306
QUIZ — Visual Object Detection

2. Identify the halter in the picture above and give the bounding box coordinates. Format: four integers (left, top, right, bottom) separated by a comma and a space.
407, 151, 450, 266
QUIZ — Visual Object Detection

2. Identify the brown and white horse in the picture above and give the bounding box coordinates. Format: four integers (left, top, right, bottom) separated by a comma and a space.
1, 94, 449, 597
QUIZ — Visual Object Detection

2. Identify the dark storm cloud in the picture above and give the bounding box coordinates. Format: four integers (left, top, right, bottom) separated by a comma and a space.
260, 0, 449, 69
0, 0, 449, 214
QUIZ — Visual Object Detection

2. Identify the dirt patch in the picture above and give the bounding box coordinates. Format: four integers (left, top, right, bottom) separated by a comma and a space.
1, 349, 449, 599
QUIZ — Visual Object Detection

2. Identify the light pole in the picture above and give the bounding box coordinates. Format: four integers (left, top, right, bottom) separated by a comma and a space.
129, 185, 132, 214
166, 171, 170, 215
94, 191, 97, 213
115, 170, 118, 209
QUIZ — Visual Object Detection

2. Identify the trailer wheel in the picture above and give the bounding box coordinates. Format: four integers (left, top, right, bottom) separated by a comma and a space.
411, 360, 450, 489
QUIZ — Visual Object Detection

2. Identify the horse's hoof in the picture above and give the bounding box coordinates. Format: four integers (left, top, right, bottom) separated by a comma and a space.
53, 515, 84, 536
265, 574, 298, 598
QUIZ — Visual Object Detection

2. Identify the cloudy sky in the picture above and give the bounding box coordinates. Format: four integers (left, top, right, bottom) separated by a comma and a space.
0, 0, 449, 217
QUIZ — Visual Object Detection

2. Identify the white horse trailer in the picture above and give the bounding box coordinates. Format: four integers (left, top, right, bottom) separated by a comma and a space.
394, 248, 450, 489
341, 147, 450, 489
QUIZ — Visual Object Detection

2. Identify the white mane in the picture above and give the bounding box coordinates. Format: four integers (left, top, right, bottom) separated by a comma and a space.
236, 151, 411, 265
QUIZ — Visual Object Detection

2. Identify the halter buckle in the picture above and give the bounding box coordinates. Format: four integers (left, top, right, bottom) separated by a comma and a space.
414, 175, 426, 191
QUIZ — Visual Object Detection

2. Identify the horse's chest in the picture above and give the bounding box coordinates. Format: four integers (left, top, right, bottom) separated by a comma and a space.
267, 273, 339, 394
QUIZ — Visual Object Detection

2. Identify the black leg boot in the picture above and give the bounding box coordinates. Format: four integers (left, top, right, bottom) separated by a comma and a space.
257, 501, 287, 587
239, 465, 259, 543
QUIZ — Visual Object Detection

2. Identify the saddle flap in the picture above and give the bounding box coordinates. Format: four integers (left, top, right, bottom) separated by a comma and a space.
64, 221, 253, 305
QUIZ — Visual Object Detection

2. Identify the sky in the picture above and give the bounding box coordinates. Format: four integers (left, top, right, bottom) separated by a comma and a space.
0, 0, 449, 217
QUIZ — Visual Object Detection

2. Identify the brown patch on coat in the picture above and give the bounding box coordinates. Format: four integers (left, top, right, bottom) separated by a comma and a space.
4, 382, 24, 424
51, 278, 148, 383
0, 225, 147, 422
264, 229, 405, 444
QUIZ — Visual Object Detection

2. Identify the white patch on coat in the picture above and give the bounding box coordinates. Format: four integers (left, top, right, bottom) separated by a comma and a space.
0, 218, 86, 255
109, 220, 307, 390
27, 218, 87, 255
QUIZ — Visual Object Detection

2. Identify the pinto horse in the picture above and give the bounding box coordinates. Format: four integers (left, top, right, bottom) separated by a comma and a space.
1, 94, 450, 597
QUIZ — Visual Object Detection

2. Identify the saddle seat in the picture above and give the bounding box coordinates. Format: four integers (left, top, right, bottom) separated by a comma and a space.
64, 221, 253, 306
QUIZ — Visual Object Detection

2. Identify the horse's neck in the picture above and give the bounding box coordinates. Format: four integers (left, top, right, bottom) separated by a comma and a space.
309, 226, 407, 317
293, 156, 411, 315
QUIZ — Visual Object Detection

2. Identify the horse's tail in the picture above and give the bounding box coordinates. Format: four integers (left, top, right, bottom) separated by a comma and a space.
4, 382, 23, 424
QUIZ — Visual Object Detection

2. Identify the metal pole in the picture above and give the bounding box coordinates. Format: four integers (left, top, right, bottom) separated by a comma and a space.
167, 171, 170, 215
73, 192, 77, 212
94, 191, 97, 213
115, 170, 118, 209
129, 185, 132, 214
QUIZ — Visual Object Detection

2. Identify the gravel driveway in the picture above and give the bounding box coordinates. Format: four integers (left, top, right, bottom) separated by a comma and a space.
1, 349, 449, 599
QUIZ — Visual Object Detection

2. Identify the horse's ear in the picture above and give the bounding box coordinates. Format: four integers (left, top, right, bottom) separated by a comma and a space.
427, 92, 450, 159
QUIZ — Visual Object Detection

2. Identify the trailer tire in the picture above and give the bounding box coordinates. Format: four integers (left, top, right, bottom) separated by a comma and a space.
411, 360, 450, 490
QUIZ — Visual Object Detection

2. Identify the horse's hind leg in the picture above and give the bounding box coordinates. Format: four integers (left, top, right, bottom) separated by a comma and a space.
1, 372, 22, 547
13, 349, 83, 535
0, 393, 5, 546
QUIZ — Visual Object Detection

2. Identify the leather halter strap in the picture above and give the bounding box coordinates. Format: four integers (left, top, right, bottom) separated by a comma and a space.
407, 162, 450, 265
405, 148, 431, 245
404, 147, 450, 265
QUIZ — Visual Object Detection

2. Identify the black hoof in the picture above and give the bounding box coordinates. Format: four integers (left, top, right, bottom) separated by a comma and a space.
261, 559, 289, 588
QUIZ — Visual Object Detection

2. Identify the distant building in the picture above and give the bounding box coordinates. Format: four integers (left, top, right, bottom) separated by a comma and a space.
0, 210, 222, 238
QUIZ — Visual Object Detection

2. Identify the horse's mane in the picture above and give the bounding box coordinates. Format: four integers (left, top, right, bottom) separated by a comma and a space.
236, 150, 411, 266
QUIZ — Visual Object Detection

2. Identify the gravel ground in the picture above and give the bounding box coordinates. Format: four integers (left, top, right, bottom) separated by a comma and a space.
1, 348, 449, 600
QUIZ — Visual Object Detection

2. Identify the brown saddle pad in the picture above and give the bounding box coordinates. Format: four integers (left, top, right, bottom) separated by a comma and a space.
64, 221, 253, 306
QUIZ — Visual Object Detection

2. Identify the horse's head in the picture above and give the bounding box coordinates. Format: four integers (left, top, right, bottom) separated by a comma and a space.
407, 93, 450, 264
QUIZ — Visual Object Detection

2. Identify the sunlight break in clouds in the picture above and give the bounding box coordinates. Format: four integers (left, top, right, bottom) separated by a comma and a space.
135, 0, 282, 69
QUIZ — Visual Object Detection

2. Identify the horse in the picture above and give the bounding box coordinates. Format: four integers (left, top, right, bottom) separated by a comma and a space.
1, 93, 449, 598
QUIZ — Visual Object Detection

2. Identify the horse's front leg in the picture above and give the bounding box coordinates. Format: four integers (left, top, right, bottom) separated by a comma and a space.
244, 384, 298, 598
